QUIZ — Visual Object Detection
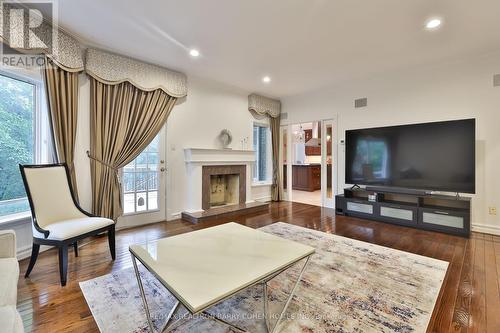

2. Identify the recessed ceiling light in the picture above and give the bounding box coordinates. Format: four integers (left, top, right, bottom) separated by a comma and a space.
189, 49, 200, 57
262, 76, 271, 83
426, 18, 442, 29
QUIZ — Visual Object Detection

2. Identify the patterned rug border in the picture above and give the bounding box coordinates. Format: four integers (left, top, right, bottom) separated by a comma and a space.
80, 221, 449, 333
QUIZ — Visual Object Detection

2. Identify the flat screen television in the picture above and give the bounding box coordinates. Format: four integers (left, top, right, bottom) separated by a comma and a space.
345, 119, 476, 193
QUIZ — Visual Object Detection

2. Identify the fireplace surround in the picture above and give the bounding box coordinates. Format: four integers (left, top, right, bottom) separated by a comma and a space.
183, 148, 255, 214
202, 165, 246, 210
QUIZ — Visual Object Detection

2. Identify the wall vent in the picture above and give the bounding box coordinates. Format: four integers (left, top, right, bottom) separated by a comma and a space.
494, 74, 500, 87
280, 112, 288, 120
355, 98, 368, 108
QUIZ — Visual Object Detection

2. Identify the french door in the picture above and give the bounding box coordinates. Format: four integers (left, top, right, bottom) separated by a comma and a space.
321, 119, 336, 208
280, 125, 291, 201
280, 119, 337, 208
118, 127, 167, 227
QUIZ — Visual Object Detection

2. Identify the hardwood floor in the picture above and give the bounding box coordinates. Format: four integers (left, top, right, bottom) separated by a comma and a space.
17, 201, 500, 332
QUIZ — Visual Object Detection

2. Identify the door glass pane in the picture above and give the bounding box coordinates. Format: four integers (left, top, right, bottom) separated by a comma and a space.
147, 153, 158, 170
122, 135, 160, 214
148, 172, 158, 190
123, 172, 134, 192
148, 191, 158, 210
123, 193, 135, 214
123, 161, 135, 172
135, 172, 147, 191
326, 124, 333, 198
136, 154, 147, 171
148, 135, 159, 152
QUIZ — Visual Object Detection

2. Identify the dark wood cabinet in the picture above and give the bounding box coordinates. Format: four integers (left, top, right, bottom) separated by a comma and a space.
292, 165, 321, 191
305, 146, 321, 156
304, 129, 313, 143
304, 129, 323, 156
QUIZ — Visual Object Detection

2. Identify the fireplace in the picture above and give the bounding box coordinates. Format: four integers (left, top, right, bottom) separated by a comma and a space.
202, 165, 246, 210
210, 174, 239, 207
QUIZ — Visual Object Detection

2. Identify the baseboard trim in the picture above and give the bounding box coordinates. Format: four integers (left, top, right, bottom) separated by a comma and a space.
471, 223, 500, 236
17, 244, 51, 260
252, 195, 272, 202
116, 219, 164, 231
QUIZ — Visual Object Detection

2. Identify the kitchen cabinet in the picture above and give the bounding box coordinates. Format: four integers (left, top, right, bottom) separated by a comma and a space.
304, 129, 313, 143
292, 164, 321, 191
305, 140, 332, 156
306, 146, 321, 156
304, 129, 323, 156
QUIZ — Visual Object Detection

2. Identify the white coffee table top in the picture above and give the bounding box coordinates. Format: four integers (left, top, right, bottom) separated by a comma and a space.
129, 222, 315, 313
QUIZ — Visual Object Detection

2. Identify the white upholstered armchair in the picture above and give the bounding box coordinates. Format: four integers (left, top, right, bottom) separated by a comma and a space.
20, 163, 115, 286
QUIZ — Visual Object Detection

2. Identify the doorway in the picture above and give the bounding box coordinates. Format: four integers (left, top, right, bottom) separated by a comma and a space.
118, 126, 167, 227
280, 119, 336, 208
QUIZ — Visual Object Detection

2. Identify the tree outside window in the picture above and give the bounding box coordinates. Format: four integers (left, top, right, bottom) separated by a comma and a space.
0, 71, 51, 218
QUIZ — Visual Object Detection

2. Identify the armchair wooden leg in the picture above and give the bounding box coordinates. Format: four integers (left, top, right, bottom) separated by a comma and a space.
25, 243, 40, 278
73, 241, 78, 257
58, 245, 68, 287
108, 226, 116, 260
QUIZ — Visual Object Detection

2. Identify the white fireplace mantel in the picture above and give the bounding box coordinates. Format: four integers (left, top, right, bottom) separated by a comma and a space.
184, 148, 256, 164
183, 148, 256, 213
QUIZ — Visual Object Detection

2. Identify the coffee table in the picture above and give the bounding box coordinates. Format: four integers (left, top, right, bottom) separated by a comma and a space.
129, 222, 315, 333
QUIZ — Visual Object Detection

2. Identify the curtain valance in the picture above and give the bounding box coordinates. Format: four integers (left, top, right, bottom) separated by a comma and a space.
85, 48, 188, 98
0, 4, 84, 72
248, 94, 281, 118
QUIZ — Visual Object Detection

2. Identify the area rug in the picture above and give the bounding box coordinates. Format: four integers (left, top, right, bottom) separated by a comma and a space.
80, 222, 448, 333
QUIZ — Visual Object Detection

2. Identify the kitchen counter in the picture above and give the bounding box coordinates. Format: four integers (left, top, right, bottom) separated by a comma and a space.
284, 164, 332, 192
284, 164, 321, 192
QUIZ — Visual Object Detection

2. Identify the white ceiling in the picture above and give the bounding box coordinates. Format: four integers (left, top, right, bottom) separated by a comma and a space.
49, 0, 500, 97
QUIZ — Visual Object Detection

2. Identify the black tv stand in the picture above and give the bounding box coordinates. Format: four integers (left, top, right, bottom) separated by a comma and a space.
336, 188, 470, 237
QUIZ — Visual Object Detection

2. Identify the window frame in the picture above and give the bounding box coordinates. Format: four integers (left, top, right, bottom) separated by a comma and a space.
0, 68, 51, 224
252, 122, 273, 185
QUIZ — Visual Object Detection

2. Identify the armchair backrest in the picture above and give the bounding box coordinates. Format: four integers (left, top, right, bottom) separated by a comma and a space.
20, 164, 86, 229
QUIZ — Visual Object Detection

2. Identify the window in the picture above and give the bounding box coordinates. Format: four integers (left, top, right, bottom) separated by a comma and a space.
253, 124, 272, 183
0, 70, 51, 219
122, 135, 160, 214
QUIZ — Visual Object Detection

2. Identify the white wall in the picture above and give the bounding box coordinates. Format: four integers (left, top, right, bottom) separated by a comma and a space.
282, 50, 500, 235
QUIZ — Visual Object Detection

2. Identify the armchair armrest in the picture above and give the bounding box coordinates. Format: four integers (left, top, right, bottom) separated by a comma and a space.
0, 230, 16, 258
